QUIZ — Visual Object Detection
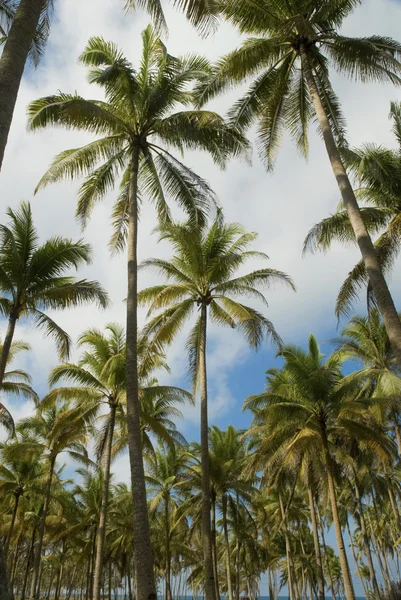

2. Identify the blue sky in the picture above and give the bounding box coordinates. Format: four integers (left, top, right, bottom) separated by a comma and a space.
1, 0, 401, 595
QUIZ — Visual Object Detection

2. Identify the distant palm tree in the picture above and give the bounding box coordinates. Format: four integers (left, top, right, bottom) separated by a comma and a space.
138, 217, 294, 600
196, 0, 401, 367
0, 337, 38, 434
18, 401, 98, 600
46, 324, 192, 600
245, 335, 395, 600
0, 201, 108, 392
304, 102, 401, 318
28, 27, 246, 600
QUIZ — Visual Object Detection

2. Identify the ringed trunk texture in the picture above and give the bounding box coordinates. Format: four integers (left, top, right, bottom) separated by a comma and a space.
320, 426, 356, 600
307, 487, 325, 600
93, 404, 116, 600
199, 303, 217, 600
125, 142, 156, 600
222, 495, 234, 600
211, 496, 220, 600
302, 49, 401, 368
0, 0, 44, 170
29, 455, 56, 600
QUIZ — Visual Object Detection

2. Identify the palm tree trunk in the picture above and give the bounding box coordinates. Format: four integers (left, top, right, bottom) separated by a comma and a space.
346, 521, 369, 598
317, 511, 337, 600
125, 142, 156, 600
93, 404, 116, 600
354, 481, 381, 597
387, 483, 401, 532
0, 0, 45, 170
5, 491, 20, 558
307, 488, 325, 600
199, 302, 216, 600
301, 48, 401, 367
0, 313, 18, 387
30, 455, 56, 600
0, 542, 9, 600
211, 495, 220, 600
165, 496, 172, 600
278, 493, 296, 600
222, 495, 234, 600
320, 426, 356, 600
21, 524, 36, 600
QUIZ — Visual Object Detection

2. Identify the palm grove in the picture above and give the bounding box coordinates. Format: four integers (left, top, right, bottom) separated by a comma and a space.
1, 1, 401, 600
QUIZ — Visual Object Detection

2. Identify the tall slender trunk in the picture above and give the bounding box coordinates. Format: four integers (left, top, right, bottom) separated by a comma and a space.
278, 494, 296, 600
211, 495, 220, 600
93, 404, 116, 600
354, 481, 381, 597
222, 495, 233, 600
387, 483, 401, 532
307, 488, 325, 600
0, 543, 9, 600
346, 521, 369, 598
235, 494, 240, 600
317, 510, 337, 600
165, 496, 172, 600
125, 142, 156, 600
21, 524, 36, 600
55, 565, 63, 600
30, 455, 56, 600
0, 0, 45, 170
5, 491, 20, 558
301, 48, 401, 366
199, 302, 216, 600
320, 425, 356, 600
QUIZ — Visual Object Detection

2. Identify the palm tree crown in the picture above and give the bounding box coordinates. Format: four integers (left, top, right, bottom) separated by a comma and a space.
139, 217, 295, 380
28, 26, 247, 240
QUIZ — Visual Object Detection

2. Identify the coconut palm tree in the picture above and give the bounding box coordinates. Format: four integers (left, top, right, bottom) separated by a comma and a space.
27, 28, 246, 600
0, 337, 38, 435
0, 200, 108, 393
244, 334, 396, 600
0, 0, 52, 170
45, 323, 192, 600
304, 101, 401, 317
138, 217, 294, 600
195, 0, 401, 367
17, 400, 98, 600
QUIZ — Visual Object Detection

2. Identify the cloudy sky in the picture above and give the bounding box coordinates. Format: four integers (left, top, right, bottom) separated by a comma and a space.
2, 0, 401, 594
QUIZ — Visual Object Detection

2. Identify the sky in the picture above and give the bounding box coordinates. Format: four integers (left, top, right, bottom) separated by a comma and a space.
2, 0, 401, 595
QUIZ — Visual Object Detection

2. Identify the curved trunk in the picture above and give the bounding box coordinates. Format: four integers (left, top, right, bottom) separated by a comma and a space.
354, 481, 381, 598
5, 491, 20, 557
29, 455, 56, 600
222, 495, 233, 600
0, 313, 17, 387
320, 426, 356, 600
165, 496, 172, 600
125, 143, 156, 600
93, 404, 116, 600
199, 302, 216, 600
301, 48, 401, 368
0, 0, 45, 170
21, 524, 36, 600
307, 487, 325, 600
317, 509, 337, 600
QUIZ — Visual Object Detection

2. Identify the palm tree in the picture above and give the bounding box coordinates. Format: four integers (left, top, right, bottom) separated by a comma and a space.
17, 400, 98, 600
332, 309, 401, 451
195, 0, 401, 367
138, 217, 294, 600
244, 334, 396, 600
0, 337, 38, 435
27, 26, 246, 600
0, 0, 52, 170
0, 200, 108, 394
45, 323, 192, 600
304, 101, 401, 317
